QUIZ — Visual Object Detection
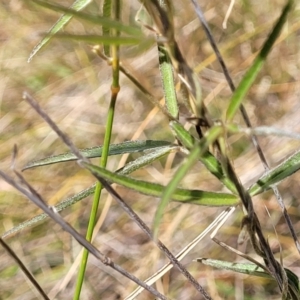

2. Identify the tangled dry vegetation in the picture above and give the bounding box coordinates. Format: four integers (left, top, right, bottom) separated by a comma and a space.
1, 1, 300, 299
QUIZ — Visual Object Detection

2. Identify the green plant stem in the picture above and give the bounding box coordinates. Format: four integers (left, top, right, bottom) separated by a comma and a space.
73, 1, 120, 299
73, 98, 117, 300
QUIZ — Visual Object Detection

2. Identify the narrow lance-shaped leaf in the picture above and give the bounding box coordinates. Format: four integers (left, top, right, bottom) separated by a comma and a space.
226, 1, 293, 122
1, 184, 96, 238
82, 162, 239, 206
7, 145, 239, 238
23, 140, 172, 170
158, 45, 179, 118
31, 0, 141, 36
197, 258, 271, 278
6, 145, 177, 237
197, 258, 300, 299
28, 0, 92, 62
249, 149, 300, 196
142, 0, 202, 117
153, 125, 225, 236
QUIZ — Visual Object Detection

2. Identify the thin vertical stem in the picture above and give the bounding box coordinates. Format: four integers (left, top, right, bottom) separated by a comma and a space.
73, 1, 120, 299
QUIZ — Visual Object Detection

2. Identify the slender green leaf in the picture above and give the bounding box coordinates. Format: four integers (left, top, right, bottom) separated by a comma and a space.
9, 146, 237, 237
170, 120, 195, 148
31, 0, 140, 36
226, 1, 293, 122
158, 45, 179, 119
197, 258, 271, 277
7, 146, 176, 237
1, 184, 96, 238
197, 258, 300, 299
249, 150, 300, 196
54, 34, 143, 45
28, 0, 92, 62
170, 121, 237, 193
23, 140, 172, 170
82, 162, 239, 206
285, 269, 300, 300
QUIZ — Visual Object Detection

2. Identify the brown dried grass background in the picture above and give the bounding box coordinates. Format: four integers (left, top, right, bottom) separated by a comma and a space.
1, 1, 300, 299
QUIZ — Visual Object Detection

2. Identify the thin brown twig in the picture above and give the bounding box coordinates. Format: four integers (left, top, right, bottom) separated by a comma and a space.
0, 237, 50, 300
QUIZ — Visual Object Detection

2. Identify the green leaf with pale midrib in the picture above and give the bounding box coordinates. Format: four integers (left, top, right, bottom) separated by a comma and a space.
23, 140, 172, 170
28, 0, 92, 62
197, 258, 270, 277
31, 0, 141, 36
83, 162, 239, 206
158, 45, 178, 119
249, 149, 300, 196
197, 258, 300, 299
28, 0, 143, 62
7, 145, 176, 237
1, 184, 96, 238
